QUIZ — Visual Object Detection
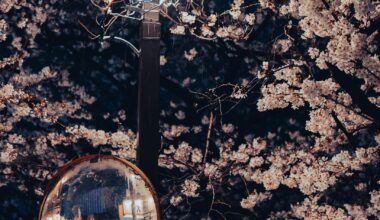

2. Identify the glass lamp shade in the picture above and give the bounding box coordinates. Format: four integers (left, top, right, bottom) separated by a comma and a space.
39, 155, 160, 220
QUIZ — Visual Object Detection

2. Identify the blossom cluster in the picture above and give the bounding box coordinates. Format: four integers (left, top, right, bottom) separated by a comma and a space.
166, 0, 261, 41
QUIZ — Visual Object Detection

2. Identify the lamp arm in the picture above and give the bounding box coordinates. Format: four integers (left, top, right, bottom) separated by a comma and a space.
102, 35, 141, 56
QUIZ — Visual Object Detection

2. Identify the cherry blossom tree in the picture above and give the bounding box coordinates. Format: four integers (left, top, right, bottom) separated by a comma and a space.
1, 0, 380, 219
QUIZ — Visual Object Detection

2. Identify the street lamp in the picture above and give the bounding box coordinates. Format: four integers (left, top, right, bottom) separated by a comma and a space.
39, 155, 160, 220
40, 0, 163, 218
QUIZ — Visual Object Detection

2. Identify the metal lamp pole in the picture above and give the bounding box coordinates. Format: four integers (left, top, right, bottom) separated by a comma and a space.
136, 0, 161, 186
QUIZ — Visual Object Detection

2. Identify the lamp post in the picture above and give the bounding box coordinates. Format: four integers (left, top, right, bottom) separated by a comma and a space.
136, 0, 161, 186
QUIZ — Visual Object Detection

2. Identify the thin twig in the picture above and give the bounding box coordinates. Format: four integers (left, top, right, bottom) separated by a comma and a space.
203, 111, 214, 164
207, 182, 215, 219
78, 20, 100, 39
240, 175, 250, 196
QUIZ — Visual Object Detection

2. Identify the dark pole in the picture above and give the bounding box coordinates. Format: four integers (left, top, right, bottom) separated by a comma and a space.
136, 1, 161, 186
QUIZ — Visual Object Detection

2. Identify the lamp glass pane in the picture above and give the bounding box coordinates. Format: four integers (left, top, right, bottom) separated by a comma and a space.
40, 157, 158, 220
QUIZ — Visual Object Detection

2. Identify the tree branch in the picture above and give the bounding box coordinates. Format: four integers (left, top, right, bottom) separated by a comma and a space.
327, 63, 380, 124
331, 111, 355, 149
